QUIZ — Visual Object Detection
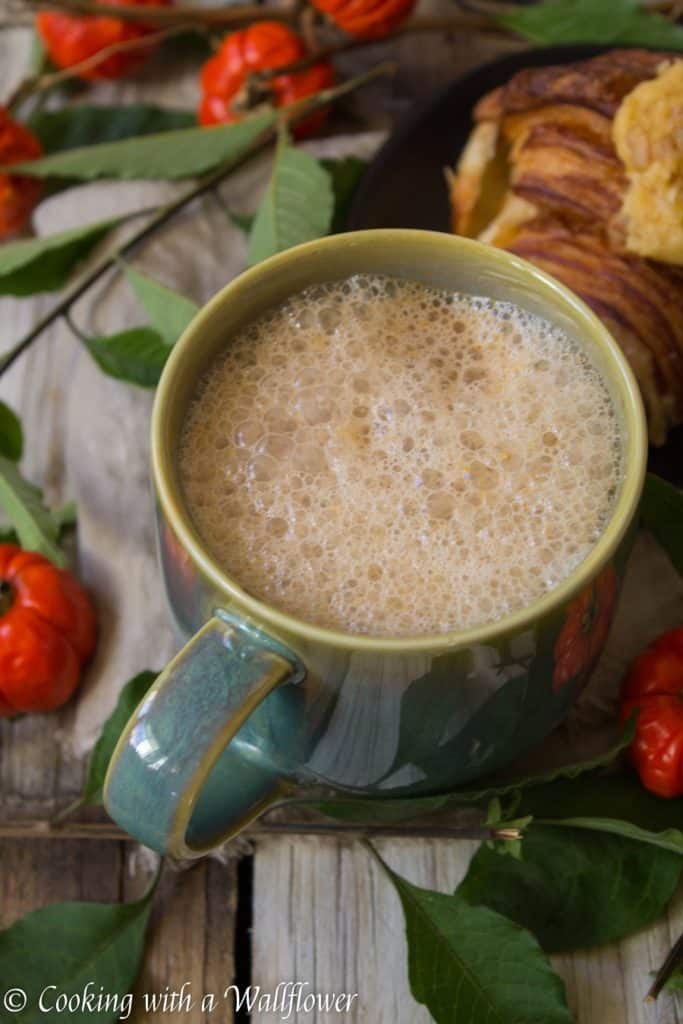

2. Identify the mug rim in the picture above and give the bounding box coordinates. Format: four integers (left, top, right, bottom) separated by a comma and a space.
151, 228, 647, 653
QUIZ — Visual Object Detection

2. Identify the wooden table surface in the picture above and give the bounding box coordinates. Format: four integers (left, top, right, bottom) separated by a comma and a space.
2, 13, 683, 1023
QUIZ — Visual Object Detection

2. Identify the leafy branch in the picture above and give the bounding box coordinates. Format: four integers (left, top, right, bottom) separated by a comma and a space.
0, 62, 393, 379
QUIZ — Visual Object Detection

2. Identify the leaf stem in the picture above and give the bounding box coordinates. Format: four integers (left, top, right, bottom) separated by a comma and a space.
64, 310, 90, 344
0, 62, 393, 377
50, 795, 85, 826
363, 837, 388, 871
646, 928, 683, 1002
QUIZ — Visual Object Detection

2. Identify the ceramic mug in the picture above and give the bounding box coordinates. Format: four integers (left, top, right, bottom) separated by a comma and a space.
104, 230, 647, 858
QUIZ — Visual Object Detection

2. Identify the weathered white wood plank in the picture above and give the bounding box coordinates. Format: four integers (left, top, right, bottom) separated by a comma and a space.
252, 838, 471, 1024
252, 837, 683, 1024
125, 857, 238, 1024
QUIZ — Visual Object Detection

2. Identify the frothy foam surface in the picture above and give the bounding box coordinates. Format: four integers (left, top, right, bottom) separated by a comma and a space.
179, 275, 622, 636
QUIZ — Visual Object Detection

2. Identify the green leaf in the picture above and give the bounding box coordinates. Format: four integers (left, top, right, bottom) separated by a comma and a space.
314, 720, 635, 823
458, 825, 682, 953
2, 501, 78, 549
321, 156, 367, 233
122, 264, 199, 347
83, 327, 172, 388
247, 132, 334, 266
229, 209, 255, 235
53, 500, 77, 533
518, 774, 683, 855
83, 671, 158, 805
0, 456, 64, 566
370, 846, 573, 1024
666, 968, 683, 993
641, 472, 683, 575
6, 112, 275, 182
28, 29, 48, 75
28, 104, 196, 155
0, 882, 156, 1023
497, 0, 683, 47
229, 170, 365, 237
0, 401, 23, 462
0, 218, 119, 296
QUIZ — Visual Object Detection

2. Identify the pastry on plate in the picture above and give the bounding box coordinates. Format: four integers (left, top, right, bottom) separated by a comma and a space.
448, 50, 683, 444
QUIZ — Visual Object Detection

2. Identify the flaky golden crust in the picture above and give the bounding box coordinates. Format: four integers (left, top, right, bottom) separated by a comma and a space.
507, 106, 626, 225
449, 49, 683, 444
474, 49, 672, 121
505, 221, 683, 444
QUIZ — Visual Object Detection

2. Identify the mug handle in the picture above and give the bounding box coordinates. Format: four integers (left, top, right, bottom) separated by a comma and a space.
103, 612, 306, 858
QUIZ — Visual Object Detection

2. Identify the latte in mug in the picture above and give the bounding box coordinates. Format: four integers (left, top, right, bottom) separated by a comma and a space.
178, 274, 622, 637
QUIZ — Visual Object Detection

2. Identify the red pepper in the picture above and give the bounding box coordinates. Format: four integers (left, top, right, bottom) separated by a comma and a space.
0, 108, 42, 240
36, 0, 172, 81
309, 0, 417, 39
0, 545, 97, 716
620, 627, 683, 798
198, 22, 335, 139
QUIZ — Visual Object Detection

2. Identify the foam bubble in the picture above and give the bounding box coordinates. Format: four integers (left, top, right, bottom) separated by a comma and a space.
178, 274, 623, 637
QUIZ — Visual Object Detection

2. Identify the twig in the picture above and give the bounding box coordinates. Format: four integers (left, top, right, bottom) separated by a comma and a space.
455, 0, 519, 15
0, 816, 522, 842
0, 165, 263, 378
6, 24, 192, 112
11, 0, 299, 27
644, 0, 683, 13
10, 0, 499, 33
256, 822, 522, 839
0, 61, 393, 378
646, 928, 683, 1002
251, 12, 503, 85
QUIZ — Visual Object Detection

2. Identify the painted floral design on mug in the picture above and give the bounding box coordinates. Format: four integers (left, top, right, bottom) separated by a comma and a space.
552, 564, 617, 692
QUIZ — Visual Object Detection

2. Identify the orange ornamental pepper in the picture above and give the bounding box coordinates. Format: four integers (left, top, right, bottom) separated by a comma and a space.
620, 627, 683, 798
309, 0, 417, 39
0, 545, 97, 717
0, 108, 42, 240
198, 22, 335, 139
36, 0, 173, 81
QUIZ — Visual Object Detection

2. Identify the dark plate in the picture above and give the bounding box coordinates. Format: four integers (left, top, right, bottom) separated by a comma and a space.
348, 45, 682, 484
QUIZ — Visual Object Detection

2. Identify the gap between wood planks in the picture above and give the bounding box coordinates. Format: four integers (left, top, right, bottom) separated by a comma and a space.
0, 819, 493, 840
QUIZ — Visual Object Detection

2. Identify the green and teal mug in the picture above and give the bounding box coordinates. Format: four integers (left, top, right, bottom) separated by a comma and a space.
104, 230, 647, 858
